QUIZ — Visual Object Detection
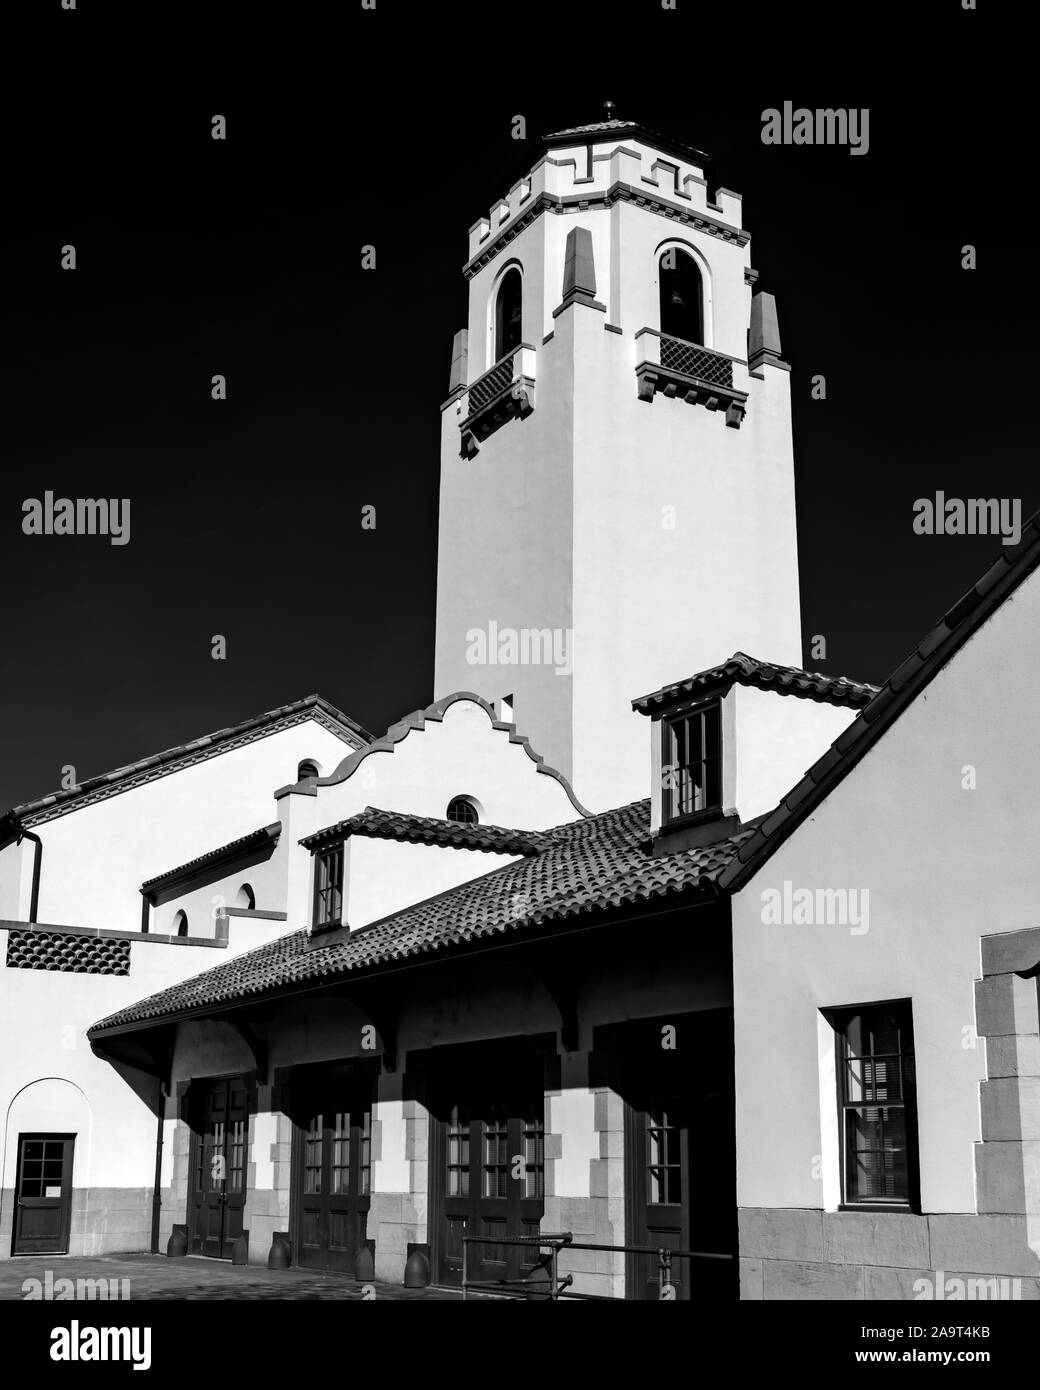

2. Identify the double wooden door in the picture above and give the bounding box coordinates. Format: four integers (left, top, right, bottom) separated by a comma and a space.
189, 1076, 248, 1258
293, 1068, 373, 1273
12, 1134, 75, 1255
430, 1042, 546, 1289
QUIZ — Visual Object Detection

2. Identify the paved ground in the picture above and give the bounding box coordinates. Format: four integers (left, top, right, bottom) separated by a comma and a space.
0, 1252, 486, 1300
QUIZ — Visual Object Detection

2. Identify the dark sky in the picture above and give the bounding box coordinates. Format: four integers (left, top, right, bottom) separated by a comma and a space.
4, 1, 1022, 812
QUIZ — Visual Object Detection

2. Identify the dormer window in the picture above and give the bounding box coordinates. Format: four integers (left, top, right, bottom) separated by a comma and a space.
659, 248, 703, 346
313, 845, 344, 930
662, 702, 721, 824
446, 796, 479, 826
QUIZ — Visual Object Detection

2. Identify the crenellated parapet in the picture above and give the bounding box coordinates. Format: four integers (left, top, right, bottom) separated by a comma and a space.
466, 125, 747, 272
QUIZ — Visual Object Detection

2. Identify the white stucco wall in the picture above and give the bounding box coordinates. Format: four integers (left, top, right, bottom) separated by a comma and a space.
7, 718, 353, 934
733, 686, 857, 823
344, 836, 521, 930
733, 566, 1040, 1216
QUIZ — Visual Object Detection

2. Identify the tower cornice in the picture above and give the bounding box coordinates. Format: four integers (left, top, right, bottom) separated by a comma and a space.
463, 181, 749, 280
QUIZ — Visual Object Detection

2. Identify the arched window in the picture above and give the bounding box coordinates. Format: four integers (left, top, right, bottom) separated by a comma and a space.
494, 267, 523, 363
446, 796, 479, 826
235, 883, 255, 911
173, 910, 189, 938
297, 759, 320, 782
659, 248, 704, 345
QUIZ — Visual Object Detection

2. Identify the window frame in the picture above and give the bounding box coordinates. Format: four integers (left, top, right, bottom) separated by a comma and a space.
446, 796, 479, 826
312, 843, 344, 931
660, 700, 723, 829
831, 999, 921, 1214
492, 264, 523, 365
658, 245, 706, 347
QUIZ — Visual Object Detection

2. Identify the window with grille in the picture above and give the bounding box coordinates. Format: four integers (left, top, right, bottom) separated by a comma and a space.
483, 1111, 510, 1199
313, 846, 343, 929
521, 1107, 545, 1200
663, 702, 721, 823
834, 1002, 919, 1209
303, 1113, 323, 1195
446, 1106, 470, 1197
446, 796, 479, 825
646, 1101, 683, 1205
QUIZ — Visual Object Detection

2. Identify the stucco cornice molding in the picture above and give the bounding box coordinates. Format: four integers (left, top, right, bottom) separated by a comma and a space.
464, 183, 748, 279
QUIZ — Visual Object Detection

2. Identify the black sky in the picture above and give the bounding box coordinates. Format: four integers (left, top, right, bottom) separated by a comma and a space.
3, 0, 1023, 811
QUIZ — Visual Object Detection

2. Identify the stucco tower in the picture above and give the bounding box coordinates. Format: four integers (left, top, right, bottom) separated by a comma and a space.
434, 114, 802, 811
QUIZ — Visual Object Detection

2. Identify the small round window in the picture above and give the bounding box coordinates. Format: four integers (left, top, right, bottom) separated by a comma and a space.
446, 796, 479, 826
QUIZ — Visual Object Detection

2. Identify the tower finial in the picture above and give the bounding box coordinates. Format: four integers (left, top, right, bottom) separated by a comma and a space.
603, 100, 616, 121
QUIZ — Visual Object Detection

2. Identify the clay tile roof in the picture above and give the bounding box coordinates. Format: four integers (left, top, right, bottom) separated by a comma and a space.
632, 652, 879, 714
140, 824, 282, 895
4, 695, 373, 829
300, 807, 550, 857
544, 118, 640, 137
89, 800, 752, 1035
542, 117, 711, 167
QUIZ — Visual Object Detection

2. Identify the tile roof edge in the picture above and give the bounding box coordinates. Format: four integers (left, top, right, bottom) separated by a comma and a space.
718, 511, 1040, 895
299, 806, 549, 856
632, 652, 879, 713
140, 823, 283, 894
7, 695, 374, 826
300, 692, 592, 818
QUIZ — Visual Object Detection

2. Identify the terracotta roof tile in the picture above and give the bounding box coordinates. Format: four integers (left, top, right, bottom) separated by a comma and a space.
140, 824, 282, 894
4, 695, 372, 829
300, 807, 551, 857
89, 801, 751, 1035
632, 652, 878, 715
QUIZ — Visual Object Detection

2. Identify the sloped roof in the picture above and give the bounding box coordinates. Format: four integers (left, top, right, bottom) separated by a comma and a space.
719, 510, 1040, 892
140, 824, 282, 895
3, 695, 372, 831
543, 116, 711, 168
633, 652, 879, 714
300, 807, 551, 857
89, 800, 751, 1035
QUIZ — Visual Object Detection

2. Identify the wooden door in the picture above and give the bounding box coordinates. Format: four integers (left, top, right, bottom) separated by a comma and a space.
294, 1075, 372, 1273
13, 1134, 75, 1255
624, 1011, 737, 1300
189, 1077, 248, 1258
432, 1048, 545, 1289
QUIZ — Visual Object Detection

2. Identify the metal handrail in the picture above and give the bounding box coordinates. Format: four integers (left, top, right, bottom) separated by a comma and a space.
460, 1230, 733, 1300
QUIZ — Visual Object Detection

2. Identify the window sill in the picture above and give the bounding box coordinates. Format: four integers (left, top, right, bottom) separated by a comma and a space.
661, 807, 725, 833
837, 1203, 919, 1216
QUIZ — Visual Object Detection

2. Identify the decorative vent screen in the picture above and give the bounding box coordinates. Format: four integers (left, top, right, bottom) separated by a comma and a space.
5, 930, 131, 976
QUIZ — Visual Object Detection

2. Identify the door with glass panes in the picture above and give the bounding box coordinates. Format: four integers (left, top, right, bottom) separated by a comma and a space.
189, 1076, 248, 1258
431, 1043, 546, 1289
12, 1134, 75, 1255
624, 1010, 737, 1300
293, 1069, 372, 1273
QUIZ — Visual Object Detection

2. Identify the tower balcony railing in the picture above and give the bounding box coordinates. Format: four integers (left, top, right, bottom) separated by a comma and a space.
458, 344, 537, 458
634, 328, 748, 428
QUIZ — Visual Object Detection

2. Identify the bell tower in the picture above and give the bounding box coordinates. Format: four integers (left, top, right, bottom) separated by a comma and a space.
434, 113, 802, 811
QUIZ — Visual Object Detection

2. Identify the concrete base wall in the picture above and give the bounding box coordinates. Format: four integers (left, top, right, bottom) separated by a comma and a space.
739, 1208, 1040, 1300
0, 1187, 152, 1261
